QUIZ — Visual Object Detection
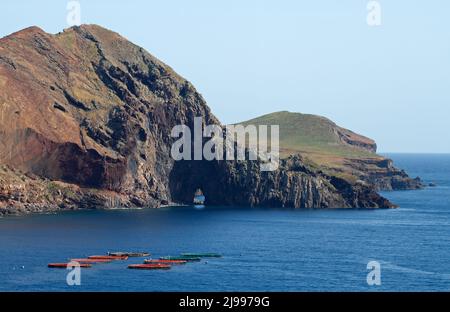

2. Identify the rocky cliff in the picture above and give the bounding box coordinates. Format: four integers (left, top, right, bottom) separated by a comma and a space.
0, 25, 395, 215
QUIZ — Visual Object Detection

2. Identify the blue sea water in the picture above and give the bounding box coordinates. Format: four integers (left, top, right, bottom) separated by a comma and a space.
0, 154, 449, 292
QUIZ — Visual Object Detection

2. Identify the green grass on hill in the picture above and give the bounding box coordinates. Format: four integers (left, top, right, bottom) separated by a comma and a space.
234, 111, 380, 164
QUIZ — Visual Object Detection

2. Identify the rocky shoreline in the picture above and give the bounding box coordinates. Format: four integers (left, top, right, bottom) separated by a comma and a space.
333, 157, 423, 191
0, 165, 146, 216
1, 154, 400, 216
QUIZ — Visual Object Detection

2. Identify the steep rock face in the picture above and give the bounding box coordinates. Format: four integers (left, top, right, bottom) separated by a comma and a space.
170, 155, 393, 208
0, 25, 395, 214
0, 25, 218, 206
345, 158, 422, 191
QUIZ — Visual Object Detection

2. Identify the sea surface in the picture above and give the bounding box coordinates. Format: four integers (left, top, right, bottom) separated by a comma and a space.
0, 154, 449, 292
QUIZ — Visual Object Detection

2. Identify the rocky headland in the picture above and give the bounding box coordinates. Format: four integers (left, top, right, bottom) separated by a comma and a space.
0, 25, 418, 215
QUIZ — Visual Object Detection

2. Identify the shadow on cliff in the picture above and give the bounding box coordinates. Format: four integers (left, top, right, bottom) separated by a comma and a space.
168, 158, 263, 207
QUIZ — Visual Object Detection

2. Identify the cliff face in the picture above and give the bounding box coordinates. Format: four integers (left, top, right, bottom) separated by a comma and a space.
345, 158, 422, 191
170, 155, 392, 209
0, 25, 220, 207
0, 25, 394, 215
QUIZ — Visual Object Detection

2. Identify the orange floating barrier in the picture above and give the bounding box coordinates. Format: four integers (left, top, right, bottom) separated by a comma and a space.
70, 258, 112, 264
48, 263, 92, 268
128, 263, 171, 270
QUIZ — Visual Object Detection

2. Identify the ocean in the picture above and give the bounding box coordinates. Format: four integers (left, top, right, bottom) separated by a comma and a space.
0, 154, 449, 291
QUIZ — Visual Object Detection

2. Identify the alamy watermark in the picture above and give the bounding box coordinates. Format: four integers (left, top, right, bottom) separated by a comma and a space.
367, 260, 382, 286
67, 1, 81, 27
170, 117, 279, 171
66, 261, 81, 286
367, 1, 382, 26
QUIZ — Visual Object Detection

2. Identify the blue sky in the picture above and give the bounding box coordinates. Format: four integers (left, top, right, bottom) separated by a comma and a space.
1, 0, 449, 153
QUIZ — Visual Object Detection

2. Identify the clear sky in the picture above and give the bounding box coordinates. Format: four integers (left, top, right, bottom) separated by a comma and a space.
1, 0, 449, 153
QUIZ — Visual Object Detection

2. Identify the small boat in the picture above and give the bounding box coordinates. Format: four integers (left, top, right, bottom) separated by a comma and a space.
108, 252, 151, 257
181, 253, 222, 258
193, 189, 206, 205
88, 255, 128, 260
160, 256, 201, 262
48, 263, 92, 268
144, 259, 187, 265
128, 263, 171, 270
70, 258, 112, 264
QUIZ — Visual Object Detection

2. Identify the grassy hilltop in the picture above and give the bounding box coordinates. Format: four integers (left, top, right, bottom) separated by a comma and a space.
235, 111, 421, 189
